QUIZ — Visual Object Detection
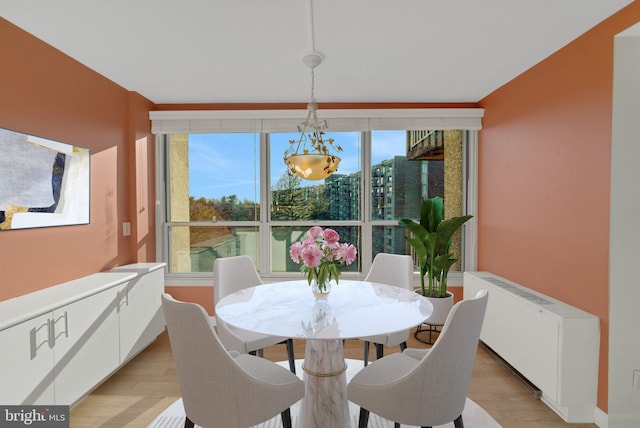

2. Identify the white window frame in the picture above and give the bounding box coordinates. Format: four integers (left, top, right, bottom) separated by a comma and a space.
151, 108, 483, 286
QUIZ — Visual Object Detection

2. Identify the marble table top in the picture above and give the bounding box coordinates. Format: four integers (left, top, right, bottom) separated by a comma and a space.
215, 279, 433, 340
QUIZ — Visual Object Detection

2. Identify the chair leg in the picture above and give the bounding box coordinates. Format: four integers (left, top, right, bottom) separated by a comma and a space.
363, 341, 370, 366
248, 348, 265, 357
285, 338, 296, 374
184, 416, 195, 428
358, 408, 370, 428
375, 343, 384, 360
281, 408, 293, 428
454, 414, 464, 428
400, 341, 407, 352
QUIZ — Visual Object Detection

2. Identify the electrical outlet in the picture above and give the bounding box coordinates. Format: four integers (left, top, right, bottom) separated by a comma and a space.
123, 222, 131, 237
633, 370, 640, 390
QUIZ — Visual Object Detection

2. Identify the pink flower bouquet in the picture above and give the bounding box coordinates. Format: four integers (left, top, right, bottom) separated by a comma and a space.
289, 226, 357, 291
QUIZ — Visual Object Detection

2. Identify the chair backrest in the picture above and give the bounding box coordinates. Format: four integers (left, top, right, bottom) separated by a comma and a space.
162, 293, 246, 426
213, 255, 263, 305
386, 289, 488, 426
161, 293, 296, 427
365, 253, 414, 291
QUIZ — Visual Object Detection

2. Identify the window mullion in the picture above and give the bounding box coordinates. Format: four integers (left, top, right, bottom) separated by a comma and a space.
156, 135, 169, 268
463, 130, 478, 272
361, 131, 373, 273
260, 132, 271, 274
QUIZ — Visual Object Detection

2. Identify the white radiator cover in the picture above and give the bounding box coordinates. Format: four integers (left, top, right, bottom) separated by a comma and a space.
464, 271, 600, 423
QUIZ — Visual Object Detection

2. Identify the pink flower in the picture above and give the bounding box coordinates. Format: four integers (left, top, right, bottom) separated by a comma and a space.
289, 226, 358, 285
323, 228, 340, 245
289, 241, 303, 262
325, 248, 339, 261
345, 245, 357, 265
300, 244, 323, 268
335, 243, 348, 261
307, 226, 324, 240
322, 241, 339, 253
337, 243, 357, 265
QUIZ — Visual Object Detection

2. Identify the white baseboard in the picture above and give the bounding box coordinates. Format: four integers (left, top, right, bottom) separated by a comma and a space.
594, 407, 608, 428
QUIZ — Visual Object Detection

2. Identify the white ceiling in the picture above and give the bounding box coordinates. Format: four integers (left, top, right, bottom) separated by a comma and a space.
0, 0, 633, 105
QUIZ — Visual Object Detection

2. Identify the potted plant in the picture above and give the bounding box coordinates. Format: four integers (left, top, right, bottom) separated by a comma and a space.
399, 197, 472, 330
399, 197, 472, 297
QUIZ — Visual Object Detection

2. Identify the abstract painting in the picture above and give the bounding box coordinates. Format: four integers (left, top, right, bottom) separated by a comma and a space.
0, 127, 90, 230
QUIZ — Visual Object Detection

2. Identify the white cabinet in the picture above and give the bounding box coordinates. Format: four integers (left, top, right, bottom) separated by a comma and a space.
0, 265, 165, 407
0, 312, 55, 404
52, 286, 121, 405
0, 288, 123, 406
111, 263, 166, 363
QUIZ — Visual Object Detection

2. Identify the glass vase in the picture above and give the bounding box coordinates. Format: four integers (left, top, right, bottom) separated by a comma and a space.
311, 279, 331, 299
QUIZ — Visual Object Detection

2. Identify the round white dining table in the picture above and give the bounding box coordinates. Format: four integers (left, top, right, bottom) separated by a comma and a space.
215, 279, 433, 428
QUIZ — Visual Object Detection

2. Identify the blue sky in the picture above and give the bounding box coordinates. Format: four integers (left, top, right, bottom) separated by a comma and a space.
188, 130, 407, 201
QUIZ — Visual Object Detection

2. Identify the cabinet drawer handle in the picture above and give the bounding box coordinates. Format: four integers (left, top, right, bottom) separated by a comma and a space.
29, 319, 52, 360
117, 288, 129, 312
51, 311, 68, 347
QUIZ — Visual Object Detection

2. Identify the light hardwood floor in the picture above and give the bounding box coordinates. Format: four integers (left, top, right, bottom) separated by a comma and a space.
70, 330, 598, 428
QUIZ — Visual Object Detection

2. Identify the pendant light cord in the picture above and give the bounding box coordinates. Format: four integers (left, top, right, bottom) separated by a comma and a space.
310, 68, 316, 103
308, 0, 316, 53
308, 0, 317, 103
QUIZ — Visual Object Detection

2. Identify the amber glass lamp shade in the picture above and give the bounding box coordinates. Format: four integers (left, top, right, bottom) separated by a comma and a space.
284, 154, 341, 181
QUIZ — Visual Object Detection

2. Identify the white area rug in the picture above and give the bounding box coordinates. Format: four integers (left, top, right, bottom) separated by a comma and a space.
148, 359, 501, 428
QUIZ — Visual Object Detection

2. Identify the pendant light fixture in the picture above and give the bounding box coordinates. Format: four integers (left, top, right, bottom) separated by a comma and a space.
283, 0, 341, 181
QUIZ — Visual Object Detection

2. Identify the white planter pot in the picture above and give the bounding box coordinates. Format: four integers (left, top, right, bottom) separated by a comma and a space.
414, 291, 454, 345
425, 292, 454, 326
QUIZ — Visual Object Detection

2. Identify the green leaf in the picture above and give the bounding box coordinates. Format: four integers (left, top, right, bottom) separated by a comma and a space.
404, 236, 426, 257
419, 197, 444, 233
433, 253, 452, 274
398, 218, 427, 240
434, 215, 473, 254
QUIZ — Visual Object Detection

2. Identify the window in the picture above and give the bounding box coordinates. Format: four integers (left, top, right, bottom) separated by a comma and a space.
152, 109, 481, 285
369, 130, 466, 264
269, 131, 362, 274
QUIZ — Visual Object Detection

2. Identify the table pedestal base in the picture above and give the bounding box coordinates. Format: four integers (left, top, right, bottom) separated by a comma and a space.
300, 339, 350, 428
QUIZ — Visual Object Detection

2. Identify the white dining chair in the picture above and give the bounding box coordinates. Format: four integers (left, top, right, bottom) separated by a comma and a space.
358, 253, 414, 365
162, 293, 304, 428
213, 255, 296, 373
347, 289, 488, 428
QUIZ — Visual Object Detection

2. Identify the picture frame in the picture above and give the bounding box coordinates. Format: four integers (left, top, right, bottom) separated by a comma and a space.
0, 127, 90, 230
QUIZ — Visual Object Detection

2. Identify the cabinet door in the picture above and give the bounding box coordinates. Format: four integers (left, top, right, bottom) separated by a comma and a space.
52, 287, 121, 405
0, 312, 55, 404
118, 269, 165, 362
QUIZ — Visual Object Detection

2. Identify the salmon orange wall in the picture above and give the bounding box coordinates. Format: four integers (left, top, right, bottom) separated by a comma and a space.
0, 18, 156, 301
478, 2, 640, 412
